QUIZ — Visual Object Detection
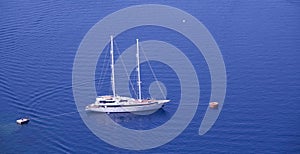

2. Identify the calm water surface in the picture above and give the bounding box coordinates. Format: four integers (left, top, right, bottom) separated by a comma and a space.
1, 1, 299, 153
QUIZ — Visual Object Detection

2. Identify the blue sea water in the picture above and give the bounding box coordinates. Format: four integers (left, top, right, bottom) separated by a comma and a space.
1, 1, 300, 153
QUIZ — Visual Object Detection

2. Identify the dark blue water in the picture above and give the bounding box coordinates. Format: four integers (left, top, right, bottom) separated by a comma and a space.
1, 1, 299, 153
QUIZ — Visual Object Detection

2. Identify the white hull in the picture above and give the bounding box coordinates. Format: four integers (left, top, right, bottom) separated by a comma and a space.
86, 103, 164, 113
86, 96, 169, 113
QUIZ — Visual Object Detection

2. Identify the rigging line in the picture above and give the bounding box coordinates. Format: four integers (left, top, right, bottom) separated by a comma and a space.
98, 50, 110, 91
113, 39, 138, 98
133, 69, 138, 99
140, 45, 167, 99
97, 49, 108, 88
97, 38, 111, 90
73, 76, 114, 89
73, 79, 100, 88
130, 67, 138, 99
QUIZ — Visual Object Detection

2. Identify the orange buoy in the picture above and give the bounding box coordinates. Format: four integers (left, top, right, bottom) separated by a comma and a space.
209, 102, 219, 109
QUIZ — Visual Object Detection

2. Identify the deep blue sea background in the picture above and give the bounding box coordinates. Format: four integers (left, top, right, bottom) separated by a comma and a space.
1, 1, 299, 153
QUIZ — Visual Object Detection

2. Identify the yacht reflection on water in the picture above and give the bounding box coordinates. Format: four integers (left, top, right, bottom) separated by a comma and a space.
85, 108, 170, 129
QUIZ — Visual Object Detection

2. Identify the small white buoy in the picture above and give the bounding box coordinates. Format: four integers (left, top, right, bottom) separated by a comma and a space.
182, 19, 186, 23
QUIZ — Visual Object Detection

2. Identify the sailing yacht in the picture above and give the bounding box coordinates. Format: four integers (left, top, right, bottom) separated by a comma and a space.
85, 36, 170, 113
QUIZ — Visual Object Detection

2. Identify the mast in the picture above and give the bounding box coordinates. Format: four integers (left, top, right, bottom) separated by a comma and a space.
136, 39, 142, 101
110, 35, 116, 98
